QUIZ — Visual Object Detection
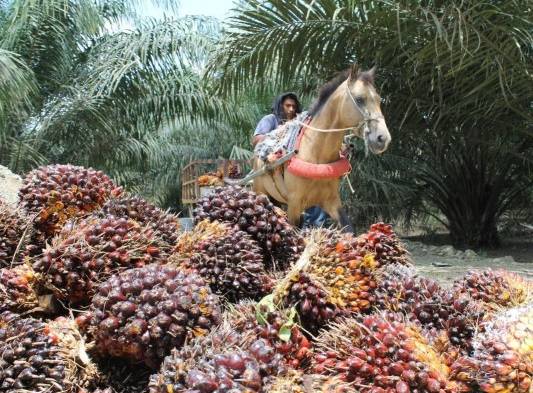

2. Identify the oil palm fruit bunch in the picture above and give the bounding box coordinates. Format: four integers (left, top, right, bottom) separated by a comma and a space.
225, 301, 313, 370
441, 294, 485, 354
348, 222, 411, 267
473, 306, 532, 393
148, 314, 293, 393
171, 220, 273, 302
193, 185, 304, 270
79, 264, 221, 369
277, 271, 341, 334
0, 311, 97, 392
451, 305, 533, 393
0, 264, 40, 313
273, 229, 383, 333
149, 302, 312, 392
101, 195, 180, 249
18, 164, 122, 239
228, 162, 243, 179
0, 200, 30, 266
312, 314, 457, 393
33, 214, 168, 305
452, 269, 532, 312
374, 264, 482, 352
374, 264, 447, 328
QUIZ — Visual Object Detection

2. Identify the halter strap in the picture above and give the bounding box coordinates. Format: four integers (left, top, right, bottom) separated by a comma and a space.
293, 85, 384, 136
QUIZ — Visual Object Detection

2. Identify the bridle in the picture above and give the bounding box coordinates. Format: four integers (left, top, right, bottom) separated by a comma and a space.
345, 83, 385, 154
296, 82, 384, 139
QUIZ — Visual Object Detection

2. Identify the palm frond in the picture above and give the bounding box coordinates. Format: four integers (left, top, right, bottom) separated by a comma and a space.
0, 48, 35, 122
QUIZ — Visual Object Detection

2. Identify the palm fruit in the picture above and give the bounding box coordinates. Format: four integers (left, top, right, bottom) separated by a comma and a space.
452, 269, 532, 312
0, 200, 30, 266
273, 229, 390, 333
150, 335, 280, 392
0, 264, 41, 313
0, 311, 97, 392
33, 214, 167, 305
148, 301, 312, 393
280, 272, 341, 334
312, 314, 458, 393
225, 301, 313, 370
171, 220, 273, 302
349, 222, 411, 267
473, 306, 532, 393
18, 164, 122, 238
101, 195, 180, 249
79, 264, 221, 368
148, 314, 296, 393
228, 162, 243, 179
374, 263, 483, 352
193, 185, 304, 270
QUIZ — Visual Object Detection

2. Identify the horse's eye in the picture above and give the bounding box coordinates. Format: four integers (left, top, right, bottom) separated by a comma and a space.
355, 96, 365, 106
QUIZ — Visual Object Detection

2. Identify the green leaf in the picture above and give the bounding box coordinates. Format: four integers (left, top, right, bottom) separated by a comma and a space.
277, 306, 297, 342
255, 293, 276, 326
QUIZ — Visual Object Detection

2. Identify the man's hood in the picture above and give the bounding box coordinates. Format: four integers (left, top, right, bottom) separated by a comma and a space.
272, 92, 302, 122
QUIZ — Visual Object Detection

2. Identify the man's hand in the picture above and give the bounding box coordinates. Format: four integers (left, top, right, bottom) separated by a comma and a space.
252, 135, 266, 147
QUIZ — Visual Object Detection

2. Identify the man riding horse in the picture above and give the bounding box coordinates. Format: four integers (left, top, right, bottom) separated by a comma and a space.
251, 64, 391, 232
252, 92, 329, 228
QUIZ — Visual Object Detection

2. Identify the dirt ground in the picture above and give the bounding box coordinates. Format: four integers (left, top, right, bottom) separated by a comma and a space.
404, 235, 533, 287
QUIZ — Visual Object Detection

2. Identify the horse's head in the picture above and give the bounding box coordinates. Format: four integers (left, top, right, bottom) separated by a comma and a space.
344, 64, 391, 154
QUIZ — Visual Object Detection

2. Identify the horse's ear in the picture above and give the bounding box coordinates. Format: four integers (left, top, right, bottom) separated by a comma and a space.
349, 63, 359, 82
368, 66, 376, 80
359, 66, 376, 85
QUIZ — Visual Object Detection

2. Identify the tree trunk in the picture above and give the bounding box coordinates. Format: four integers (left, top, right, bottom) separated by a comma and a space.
448, 216, 500, 249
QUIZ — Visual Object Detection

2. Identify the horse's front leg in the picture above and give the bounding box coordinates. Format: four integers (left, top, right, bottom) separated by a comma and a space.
337, 207, 354, 233
286, 201, 303, 227
322, 202, 354, 233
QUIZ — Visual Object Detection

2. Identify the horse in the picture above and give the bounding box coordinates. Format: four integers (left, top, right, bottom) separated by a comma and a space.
252, 64, 391, 230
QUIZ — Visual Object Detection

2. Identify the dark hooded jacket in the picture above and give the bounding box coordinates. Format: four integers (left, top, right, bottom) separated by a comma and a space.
254, 92, 302, 136
271, 92, 302, 123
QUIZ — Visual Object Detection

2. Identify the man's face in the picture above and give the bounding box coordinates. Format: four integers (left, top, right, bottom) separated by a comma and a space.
282, 98, 297, 120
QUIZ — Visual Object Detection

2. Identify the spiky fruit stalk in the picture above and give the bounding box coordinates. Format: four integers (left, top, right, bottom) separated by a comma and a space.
0, 200, 31, 267
452, 306, 532, 393
81, 358, 152, 393
33, 214, 168, 305
80, 264, 221, 368
313, 314, 458, 393
193, 186, 304, 270
266, 371, 357, 393
18, 164, 122, 240
0, 312, 97, 392
101, 195, 180, 249
171, 220, 273, 302
452, 269, 532, 312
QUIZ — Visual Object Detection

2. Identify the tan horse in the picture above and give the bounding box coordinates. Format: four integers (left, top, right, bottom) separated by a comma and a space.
253, 64, 391, 229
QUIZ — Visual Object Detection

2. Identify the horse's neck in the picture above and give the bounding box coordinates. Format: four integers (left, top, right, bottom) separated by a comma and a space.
299, 90, 347, 163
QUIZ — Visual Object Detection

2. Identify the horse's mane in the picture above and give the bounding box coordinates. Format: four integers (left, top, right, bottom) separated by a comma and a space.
308, 68, 374, 117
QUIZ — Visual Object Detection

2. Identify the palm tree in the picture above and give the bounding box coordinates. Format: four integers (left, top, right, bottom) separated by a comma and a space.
214, 0, 533, 247
0, 0, 248, 208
